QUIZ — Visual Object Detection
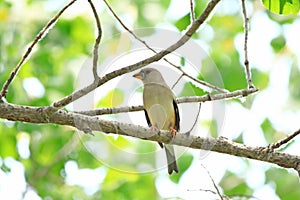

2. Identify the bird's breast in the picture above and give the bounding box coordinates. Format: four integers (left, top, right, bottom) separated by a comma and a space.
143, 84, 175, 130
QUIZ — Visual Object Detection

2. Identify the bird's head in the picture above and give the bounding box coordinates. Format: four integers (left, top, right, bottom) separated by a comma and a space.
133, 68, 165, 85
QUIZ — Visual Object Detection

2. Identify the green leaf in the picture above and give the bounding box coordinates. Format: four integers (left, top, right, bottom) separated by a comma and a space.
262, 0, 300, 15
0, 124, 18, 158
202, 52, 246, 92
175, 13, 190, 31
220, 171, 253, 196
265, 168, 300, 199
180, 81, 205, 97
271, 35, 286, 52
252, 68, 270, 90
161, 0, 171, 9
233, 132, 243, 143
0, 162, 11, 173
209, 119, 218, 138
261, 118, 276, 143
261, 118, 287, 143
170, 153, 193, 183
180, 56, 186, 67
102, 171, 158, 199
289, 64, 300, 102
194, 0, 208, 17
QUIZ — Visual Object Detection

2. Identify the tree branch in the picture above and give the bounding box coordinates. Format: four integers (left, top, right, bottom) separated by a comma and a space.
0, 0, 78, 99
52, 0, 222, 108
102, 0, 227, 93
1, 101, 300, 175
190, 0, 195, 22
200, 164, 223, 200
268, 129, 300, 151
76, 88, 258, 116
87, 0, 102, 80
241, 0, 254, 89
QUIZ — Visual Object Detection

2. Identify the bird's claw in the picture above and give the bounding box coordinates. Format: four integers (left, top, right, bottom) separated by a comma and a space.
170, 127, 177, 139
150, 125, 158, 131
150, 125, 160, 135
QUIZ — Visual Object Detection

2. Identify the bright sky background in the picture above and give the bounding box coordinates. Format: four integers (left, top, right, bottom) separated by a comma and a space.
2, 0, 300, 199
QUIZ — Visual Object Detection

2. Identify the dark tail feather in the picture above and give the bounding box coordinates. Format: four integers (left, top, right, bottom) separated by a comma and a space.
164, 145, 178, 175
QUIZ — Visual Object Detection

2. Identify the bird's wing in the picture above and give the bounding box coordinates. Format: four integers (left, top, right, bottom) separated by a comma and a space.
173, 99, 180, 131
144, 109, 151, 127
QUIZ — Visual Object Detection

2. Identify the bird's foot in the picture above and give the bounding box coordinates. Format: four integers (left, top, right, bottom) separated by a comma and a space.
150, 125, 160, 135
169, 127, 177, 139
150, 125, 158, 131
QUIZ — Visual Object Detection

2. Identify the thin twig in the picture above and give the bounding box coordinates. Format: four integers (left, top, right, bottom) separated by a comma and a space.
184, 103, 201, 135
176, 87, 258, 104
76, 88, 258, 116
188, 189, 260, 200
190, 0, 195, 22
188, 188, 228, 199
268, 129, 300, 151
171, 74, 184, 89
102, 0, 227, 93
184, 71, 228, 93
241, 0, 254, 89
0, 0, 78, 98
87, 0, 102, 80
171, 65, 228, 93
201, 164, 224, 200
53, 0, 222, 108
76, 105, 144, 116
102, 0, 154, 52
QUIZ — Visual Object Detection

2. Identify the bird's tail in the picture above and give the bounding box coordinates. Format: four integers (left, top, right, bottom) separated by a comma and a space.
164, 144, 178, 175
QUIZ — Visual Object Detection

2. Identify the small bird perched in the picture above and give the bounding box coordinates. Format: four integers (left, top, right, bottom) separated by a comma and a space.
133, 68, 179, 175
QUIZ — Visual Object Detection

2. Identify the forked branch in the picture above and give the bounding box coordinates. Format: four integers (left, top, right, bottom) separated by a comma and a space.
52, 0, 222, 108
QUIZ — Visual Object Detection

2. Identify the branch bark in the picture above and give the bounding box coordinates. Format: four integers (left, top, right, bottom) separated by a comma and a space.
88, 0, 102, 80
241, 0, 254, 89
1, 101, 300, 175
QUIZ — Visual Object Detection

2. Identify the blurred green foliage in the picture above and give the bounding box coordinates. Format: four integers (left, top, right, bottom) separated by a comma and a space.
221, 171, 254, 197
262, 0, 300, 15
0, 0, 300, 199
266, 168, 300, 199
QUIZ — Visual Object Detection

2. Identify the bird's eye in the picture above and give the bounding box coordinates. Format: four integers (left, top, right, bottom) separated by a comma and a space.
140, 71, 145, 78
144, 70, 151, 75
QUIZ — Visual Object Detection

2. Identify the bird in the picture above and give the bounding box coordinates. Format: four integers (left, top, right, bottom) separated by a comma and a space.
133, 67, 179, 175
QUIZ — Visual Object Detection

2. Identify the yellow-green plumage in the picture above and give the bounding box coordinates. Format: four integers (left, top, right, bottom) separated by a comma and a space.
133, 68, 179, 175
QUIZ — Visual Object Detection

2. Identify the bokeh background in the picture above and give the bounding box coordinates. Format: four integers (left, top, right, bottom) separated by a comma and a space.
1, 0, 300, 199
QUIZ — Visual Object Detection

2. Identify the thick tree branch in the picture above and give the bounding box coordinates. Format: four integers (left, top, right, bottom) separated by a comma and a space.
1, 101, 300, 175
52, 0, 221, 108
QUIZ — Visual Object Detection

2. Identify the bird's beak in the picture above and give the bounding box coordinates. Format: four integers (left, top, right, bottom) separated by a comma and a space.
133, 71, 143, 80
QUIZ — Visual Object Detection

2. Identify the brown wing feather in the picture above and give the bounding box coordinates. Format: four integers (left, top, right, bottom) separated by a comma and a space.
144, 109, 151, 127
173, 99, 180, 131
